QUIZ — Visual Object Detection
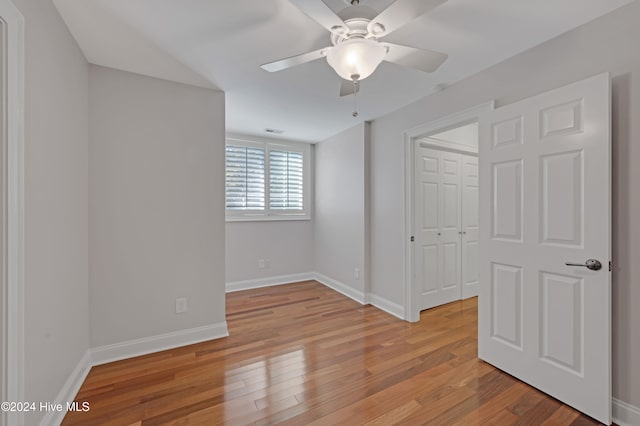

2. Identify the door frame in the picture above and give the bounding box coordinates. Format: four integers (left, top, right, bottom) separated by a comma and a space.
0, 1, 25, 425
403, 101, 493, 322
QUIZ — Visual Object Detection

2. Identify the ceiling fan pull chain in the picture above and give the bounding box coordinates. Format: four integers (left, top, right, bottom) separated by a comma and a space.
352, 74, 359, 117
352, 88, 358, 118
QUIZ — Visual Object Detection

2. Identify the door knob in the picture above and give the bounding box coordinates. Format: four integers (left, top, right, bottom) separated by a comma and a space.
564, 259, 602, 271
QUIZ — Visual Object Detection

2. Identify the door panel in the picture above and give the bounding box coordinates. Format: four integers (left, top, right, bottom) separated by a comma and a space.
541, 151, 583, 247
421, 245, 438, 293
492, 116, 523, 148
416, 148, 441, 303
443, 242, 458, 289
438, 151, 462, 305
479, 73, 611, 424
492, 160, 523, 241
442, 183, 458, 229
416, 147, 462, 309
539, 271, 583, 374
491, 262, 523, 349
462, 155, 479, 298
422, 183, 438, 230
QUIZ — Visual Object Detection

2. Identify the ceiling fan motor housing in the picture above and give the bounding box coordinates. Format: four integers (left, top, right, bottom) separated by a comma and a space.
330, 18, 371, 45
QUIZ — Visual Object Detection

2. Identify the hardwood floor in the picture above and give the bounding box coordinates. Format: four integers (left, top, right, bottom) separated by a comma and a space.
63, 281, 602, 425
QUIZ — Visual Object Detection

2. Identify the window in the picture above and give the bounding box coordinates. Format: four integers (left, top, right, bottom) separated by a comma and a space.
225, 137, 310, 221
225, 145, 265, 210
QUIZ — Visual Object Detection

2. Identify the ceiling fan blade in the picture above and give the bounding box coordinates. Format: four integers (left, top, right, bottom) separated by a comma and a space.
382, 43, 448, 73
289, 0, 348, 35
368, 0, 446, 38
339, 79, 360, 97
261, 47, 332, 72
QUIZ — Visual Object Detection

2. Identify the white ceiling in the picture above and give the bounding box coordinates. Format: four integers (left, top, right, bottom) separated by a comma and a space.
54, 0, 632, 143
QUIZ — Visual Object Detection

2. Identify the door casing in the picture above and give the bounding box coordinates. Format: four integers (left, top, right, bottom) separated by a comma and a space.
0, 2, 25, 426
403, 101, 493, 322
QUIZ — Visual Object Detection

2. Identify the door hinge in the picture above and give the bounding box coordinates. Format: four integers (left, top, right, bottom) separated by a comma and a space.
609, 261, 612, 272
410, 236, 415, 242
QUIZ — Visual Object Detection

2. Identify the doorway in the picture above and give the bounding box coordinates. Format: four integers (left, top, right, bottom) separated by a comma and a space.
414, 124, 479, 310
403, 74, 612, 424
403, 102, 493, 323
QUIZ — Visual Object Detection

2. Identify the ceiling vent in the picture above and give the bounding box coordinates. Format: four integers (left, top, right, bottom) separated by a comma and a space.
265, 128, 285, 134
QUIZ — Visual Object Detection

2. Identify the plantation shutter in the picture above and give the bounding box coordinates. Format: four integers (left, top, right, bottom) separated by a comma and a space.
225, 145, 265, 210
269, 150, 304, 210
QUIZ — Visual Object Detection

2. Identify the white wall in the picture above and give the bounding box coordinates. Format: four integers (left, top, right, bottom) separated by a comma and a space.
226, 221, 314, 283
225, 134, 314, 285
369, 1, 640, 408
314, 123, 369, 296
11, 0, 90, 424
421, 122, 479, 152
89, 65, 226, 347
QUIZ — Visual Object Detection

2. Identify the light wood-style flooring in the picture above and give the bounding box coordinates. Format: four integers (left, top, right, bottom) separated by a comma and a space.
63, 281, 602, 425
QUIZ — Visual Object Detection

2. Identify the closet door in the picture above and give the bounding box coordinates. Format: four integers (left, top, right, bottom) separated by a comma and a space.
461, 155, 479, 299
416, 146, 462, 310
438, 151, 463, 306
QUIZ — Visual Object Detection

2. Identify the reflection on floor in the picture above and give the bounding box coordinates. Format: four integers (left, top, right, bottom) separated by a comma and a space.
63, 280, 601, 425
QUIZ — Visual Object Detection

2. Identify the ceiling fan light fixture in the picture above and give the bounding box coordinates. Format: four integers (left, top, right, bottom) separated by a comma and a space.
326, 38, 386, 81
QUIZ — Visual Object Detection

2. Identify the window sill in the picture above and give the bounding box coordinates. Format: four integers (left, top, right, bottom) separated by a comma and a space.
226, 215, 311, 223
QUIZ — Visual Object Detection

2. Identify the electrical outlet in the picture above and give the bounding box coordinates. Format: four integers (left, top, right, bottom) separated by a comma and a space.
354, 268, 360, 279
258, 259, 265, 269
175, 298, 187, 314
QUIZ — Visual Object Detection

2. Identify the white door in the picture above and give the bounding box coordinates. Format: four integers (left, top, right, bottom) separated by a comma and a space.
478, 73, 611, 424
415, 146, 462, 310
461, 155, 479, 299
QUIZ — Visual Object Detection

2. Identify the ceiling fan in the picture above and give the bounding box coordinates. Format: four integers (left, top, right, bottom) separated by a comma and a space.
261, 0, 449, 97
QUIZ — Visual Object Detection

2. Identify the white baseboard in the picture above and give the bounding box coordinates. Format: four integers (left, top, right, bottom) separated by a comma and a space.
461, 282, 478, 300
91, 322, 229, 366
368, 294, 405, 320
311, 273, 405, 320
225, 273, 402, 322
313, 272, 367, 305
613, 398, 640, 426
39, 350, 92, 426
226, 272, 315, 293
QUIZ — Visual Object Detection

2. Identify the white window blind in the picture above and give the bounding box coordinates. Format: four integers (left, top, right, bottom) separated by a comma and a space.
225, 145, 265, 210
269, 150, 304, 210
225, 138, 310, 221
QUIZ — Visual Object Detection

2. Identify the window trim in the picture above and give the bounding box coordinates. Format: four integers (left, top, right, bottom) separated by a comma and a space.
225, 136, 311, 222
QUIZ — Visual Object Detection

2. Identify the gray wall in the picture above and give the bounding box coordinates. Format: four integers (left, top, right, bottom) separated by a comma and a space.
89, 65, 226, 347
315, 123, 369, 295
369, 1, 640, 407
225, 134, 314, 284
12, 0, 90, 424
226, 221, 314, 283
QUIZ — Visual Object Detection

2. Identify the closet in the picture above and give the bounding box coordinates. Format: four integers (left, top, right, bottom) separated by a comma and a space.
415, 145, 479, 310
